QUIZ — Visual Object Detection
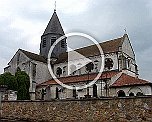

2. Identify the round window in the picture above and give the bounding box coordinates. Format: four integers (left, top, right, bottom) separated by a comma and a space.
105, 58, 114, 70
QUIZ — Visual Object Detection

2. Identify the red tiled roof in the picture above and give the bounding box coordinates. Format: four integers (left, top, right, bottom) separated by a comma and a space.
110, 74, 152, 87
37, 71, 119, 87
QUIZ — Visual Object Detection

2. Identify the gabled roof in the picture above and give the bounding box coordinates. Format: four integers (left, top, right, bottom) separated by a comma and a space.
19, 49, 47, 63
110, 74, 152, 87
37, 71, 119, 87
55, 34, 126, 64
43, 11, 64, 35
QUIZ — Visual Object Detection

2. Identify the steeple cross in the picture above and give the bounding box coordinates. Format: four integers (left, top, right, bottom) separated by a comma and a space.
124, 28, 127, 34
54, 1, 56, 12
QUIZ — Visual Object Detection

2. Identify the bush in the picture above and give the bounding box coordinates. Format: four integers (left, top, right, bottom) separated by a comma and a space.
0, 72, 17, 91
0, 71, 31, 100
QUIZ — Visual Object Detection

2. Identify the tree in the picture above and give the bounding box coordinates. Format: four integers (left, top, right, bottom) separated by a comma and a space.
0, 72, 17, 91
0, 71, 30, 100
15, 71, 30, 100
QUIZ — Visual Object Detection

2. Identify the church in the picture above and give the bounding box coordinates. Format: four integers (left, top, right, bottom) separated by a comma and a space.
4, 9, 152, 100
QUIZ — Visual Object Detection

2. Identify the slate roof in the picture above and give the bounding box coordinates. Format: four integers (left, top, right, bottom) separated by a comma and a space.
43, 11, 65, 35
37, 71, 119, 87
110, 74, 152, 87
55, 34, 126, 64
20, 49, 47, 63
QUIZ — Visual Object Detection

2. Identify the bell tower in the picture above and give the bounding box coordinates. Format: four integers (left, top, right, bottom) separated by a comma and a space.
40, 9, 67, 59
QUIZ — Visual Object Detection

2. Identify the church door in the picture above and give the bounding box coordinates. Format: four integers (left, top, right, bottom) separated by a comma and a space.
93, 84, 97, 98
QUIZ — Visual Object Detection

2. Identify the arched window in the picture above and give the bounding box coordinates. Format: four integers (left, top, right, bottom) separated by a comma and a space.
73, 86, 77, 98
136, 92, 144, 96
105, 58, 114, 71
117, 90, 126, 97
127, 58, 132, 70
118, 55, 127, 70
56, 67, 62, 77
129, 92, 134, 96
63, 66, 66, 76
41, 88, 46, 100
86, 62, 94, 73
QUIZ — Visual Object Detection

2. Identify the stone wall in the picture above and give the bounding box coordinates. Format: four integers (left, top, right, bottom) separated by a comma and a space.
1, 96, 152, 122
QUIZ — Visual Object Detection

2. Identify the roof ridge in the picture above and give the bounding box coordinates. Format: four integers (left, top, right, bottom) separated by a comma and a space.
19, 49, 47, 63
101, 35, 124, 44
122, 73, 150, 83
55, 35, 126, 64
37, 71, 119, 86
111, 73, 151, 87
19, 49, 39, 56
74, 35, 124, 52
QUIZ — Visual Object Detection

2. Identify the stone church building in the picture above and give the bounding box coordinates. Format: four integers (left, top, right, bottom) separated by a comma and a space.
4, 10, 152, 100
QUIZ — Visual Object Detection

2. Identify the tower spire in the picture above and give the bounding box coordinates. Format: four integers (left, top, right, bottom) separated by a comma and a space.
40, 5, 66, 59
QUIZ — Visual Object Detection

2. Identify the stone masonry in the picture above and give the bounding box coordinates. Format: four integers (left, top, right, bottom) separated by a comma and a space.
1, 96, 152, 122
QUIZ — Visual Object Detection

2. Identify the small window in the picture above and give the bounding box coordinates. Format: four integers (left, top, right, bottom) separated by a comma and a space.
119, 46, 122, 51
73, 86, 77, 98
118, 55, 127, 70
42, 38, 46, 48
94, 60, 99, 72
63, 66, 66, 76
86, 62, 94, 73
51, 36, 56, 46
127, 59, 132, 70
32, 63, 37, 79
56, 67, 62, 77
61, 39, 65, 48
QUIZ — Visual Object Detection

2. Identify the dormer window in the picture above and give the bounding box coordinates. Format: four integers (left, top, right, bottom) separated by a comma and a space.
42, 38, 46, 48
51, 36, 57, 46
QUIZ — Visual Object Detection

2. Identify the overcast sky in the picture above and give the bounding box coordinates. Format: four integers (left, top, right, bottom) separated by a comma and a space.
0, 0, 152, 81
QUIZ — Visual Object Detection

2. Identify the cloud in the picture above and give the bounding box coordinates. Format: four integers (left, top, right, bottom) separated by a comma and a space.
0, 0, 152, 82
57, 0, 93, 14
